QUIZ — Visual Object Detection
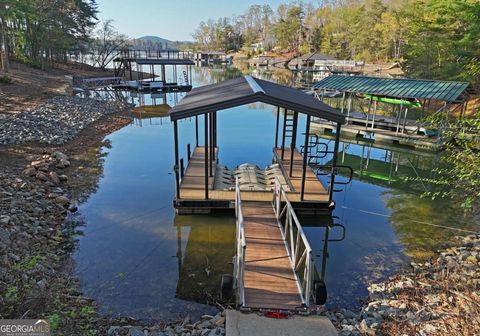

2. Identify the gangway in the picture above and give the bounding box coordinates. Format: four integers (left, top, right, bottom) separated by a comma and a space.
231, 178, 323, 311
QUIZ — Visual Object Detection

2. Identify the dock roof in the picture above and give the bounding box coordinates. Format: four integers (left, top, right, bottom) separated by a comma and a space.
313, 75, 470, 102
168, 76, 345, 123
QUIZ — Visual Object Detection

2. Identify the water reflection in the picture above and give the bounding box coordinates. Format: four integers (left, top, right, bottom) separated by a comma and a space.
174, 214, 235, 306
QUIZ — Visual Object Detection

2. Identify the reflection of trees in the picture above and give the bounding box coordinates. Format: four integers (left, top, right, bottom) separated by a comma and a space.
192, 64, 299, 87
174, 215, 235, 305
193, 66, 245, 85
68, 140, 111, 204
385, 190, 476, 260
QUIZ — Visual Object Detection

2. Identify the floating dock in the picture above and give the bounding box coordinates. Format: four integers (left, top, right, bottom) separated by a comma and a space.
113, 49, 194, 93
177, 147, 330, 214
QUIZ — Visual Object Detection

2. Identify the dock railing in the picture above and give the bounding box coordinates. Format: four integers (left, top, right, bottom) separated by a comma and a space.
272, 177, 313, 307
234, 176, 246, 307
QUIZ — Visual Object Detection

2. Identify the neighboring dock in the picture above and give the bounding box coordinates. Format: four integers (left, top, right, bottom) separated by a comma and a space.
311, 75, 472, 151
113, 49, 194, 93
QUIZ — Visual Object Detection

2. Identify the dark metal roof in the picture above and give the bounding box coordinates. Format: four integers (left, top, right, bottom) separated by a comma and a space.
168, 76, 345, 123
135, 58, 195, 65
313, 75, 470, 102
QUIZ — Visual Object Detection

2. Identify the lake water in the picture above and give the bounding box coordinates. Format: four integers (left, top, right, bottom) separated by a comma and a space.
71, 65, 478, 321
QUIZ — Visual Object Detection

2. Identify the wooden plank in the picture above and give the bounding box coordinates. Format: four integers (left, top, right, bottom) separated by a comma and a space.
242, 204, 304, 310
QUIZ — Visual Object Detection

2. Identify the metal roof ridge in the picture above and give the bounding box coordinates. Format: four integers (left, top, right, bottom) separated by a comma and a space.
328, 74, 469, 85
245, 75, 265, 94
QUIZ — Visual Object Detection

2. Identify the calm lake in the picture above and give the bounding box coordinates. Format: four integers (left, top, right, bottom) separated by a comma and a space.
71, 65, 478, 321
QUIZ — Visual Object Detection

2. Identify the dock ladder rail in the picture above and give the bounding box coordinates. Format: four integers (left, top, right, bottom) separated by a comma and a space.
272, 177, 314, 307
233, 177, 246, 307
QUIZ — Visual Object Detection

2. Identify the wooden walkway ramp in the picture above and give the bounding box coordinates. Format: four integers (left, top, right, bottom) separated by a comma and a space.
242, 203, 303, 310
234, 178, 315, 312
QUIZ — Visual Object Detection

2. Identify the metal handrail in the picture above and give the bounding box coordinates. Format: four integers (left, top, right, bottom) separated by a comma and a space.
234, 177, 246, 307
272, 177, 313, 307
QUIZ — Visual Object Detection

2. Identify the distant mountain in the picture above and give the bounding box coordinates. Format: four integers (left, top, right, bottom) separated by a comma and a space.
132, 36, 194, 50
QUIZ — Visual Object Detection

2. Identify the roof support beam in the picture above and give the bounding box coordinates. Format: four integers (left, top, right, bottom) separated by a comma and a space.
209, 112, 214, 177
204, 113, 209, 199
300, 115, 311, 201
195, 115, 199, 146
289, 111, 299, 178
173, 120, 180, 200
281, 109, 288, 160
275, 106, 280, 148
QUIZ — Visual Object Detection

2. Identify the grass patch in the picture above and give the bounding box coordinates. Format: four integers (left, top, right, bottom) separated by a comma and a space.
16, 255, 44, 272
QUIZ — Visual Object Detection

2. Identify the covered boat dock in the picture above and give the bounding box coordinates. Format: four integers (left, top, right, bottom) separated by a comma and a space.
168, 76, 348, 312
169, 75, 346, 215
312, 75, 472, 150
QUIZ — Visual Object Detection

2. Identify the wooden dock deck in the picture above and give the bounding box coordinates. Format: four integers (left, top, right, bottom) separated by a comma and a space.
242, 203, 303, 310
177, 147, 329, 211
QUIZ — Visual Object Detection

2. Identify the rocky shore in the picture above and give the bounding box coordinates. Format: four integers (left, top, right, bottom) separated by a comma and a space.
0, 96, 131, 145
328, 235, 480, 336
106, 312, 226, 336
0, 96, 134, 335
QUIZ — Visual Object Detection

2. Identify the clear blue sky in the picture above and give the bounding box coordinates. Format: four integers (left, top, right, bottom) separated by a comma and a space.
96, 0, 287, 41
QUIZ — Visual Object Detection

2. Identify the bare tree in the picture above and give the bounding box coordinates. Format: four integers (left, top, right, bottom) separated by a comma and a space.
90, 20, 129, 69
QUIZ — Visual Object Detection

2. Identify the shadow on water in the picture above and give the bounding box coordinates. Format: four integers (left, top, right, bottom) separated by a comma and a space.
71, 65, 478, 320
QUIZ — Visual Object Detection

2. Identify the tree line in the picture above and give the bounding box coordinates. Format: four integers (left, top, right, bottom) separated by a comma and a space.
0, 0, 98, 70
192, 0, 480, 86
0, 0, 132, 71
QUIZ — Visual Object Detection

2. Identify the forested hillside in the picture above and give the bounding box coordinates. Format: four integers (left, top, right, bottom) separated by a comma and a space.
192, 0, 480, 86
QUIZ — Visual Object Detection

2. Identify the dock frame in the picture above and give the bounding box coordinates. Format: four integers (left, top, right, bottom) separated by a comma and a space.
169, 76, 346, 215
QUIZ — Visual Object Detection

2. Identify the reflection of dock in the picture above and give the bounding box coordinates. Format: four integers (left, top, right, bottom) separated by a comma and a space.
174, 216, 235, 305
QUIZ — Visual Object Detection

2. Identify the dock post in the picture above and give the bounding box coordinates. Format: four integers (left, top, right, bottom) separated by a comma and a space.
396, 103, 403, 135
187, 144, 191, 161
346, 92, 352, 124
209, 112, 213, 177
213, 111, 217, 149
173, 120, 180, 199
289, 111, 298, 177
195, 116, 199, 146
180, 158, 185, 179
204, 113, 209, 199
300, 115, 311, 201
281, 109, 287, 160
275, 106, 280, 148
366, 96, 372, 130
329, 123, 342, 203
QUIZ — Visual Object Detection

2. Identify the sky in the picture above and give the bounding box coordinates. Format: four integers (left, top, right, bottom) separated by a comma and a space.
96, 0, 287, 41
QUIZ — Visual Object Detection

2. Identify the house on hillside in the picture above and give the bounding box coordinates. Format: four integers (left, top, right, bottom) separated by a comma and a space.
248, 36, 276, 53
